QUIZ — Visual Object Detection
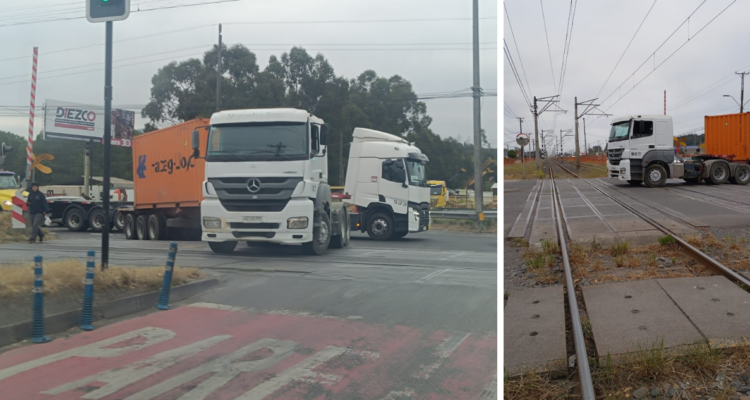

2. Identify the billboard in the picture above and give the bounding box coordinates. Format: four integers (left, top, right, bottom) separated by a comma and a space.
44, 99, 135, 147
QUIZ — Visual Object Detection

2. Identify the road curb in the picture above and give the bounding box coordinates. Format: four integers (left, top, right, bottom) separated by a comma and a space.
0, 278, 219, 348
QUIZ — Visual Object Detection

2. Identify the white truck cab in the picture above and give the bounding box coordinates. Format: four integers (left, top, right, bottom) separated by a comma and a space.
193, 108, 349, 254
344, 128, 430, 240
606, 114, 750, 187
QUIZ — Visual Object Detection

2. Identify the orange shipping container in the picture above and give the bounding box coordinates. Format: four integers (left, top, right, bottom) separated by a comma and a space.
132, 118, 209, 209
704, 113, 750, 161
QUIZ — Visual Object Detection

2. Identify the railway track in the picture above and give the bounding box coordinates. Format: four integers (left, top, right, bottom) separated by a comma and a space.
544, 159, 750, 399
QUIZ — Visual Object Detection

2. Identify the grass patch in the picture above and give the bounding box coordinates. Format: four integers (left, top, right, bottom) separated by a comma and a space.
658, 235, 676, 246
0, 259, 203, 298
504, 161, 543, 181
504, 372, 571, 400
429, 218, 497, 234
609, 240, 630, 257
625, 338, 668, 380
724, 234, 747, 251
0, 212, 48, 244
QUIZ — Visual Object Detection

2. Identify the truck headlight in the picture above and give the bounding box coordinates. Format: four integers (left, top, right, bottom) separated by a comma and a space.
2, 200, 10, 207
620, 168, 626, 173
203, 217, 221, 229
287, 217, 308, 229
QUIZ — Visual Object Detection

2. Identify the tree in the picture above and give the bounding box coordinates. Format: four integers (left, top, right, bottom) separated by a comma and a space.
508, 149, 517, 159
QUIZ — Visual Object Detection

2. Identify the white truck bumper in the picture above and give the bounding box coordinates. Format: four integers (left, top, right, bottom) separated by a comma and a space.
607, 159, 631, 181
201, 198, 314, 245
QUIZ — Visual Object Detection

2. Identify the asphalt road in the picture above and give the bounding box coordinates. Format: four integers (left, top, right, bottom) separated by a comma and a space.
0, 228, 498, 399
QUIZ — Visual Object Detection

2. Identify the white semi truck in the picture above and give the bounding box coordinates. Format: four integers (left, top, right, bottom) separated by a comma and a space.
606, 114, 750, 187
192, 108, 350, 254
343, 128, 431, 240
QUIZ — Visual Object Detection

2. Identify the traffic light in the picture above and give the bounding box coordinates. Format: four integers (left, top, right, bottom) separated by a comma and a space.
0, 142, 11, 167
86, 0, 130, 23
85, 142, 92, 157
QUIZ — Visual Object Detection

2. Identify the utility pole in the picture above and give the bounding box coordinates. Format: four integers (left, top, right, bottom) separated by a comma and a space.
216, 24, 222, 111
471, 0, 483, 226
574, 97, 611, 166
738, 72, 748, 113
83, 142, 90, 198
583, 117, 587, 156
532, 95, 566, 168
101, 20, 113, 269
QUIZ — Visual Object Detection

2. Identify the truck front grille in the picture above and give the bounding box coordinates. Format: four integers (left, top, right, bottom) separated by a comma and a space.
219, 199, 289, 212
607, 148, 624, 165
229, 222, 280, 229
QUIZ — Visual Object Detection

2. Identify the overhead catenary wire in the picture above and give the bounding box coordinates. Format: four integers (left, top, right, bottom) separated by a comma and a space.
504, 41, 532, 107
539, 0, 557, 92
595, 0, 658, 98
504, 3, 533, 99
557, 0, 578, 97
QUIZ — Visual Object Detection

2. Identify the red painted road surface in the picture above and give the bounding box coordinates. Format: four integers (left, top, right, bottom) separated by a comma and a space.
0, 303, 496, 400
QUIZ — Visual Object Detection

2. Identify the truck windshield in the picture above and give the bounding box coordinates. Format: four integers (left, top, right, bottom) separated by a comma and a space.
609, 121, 630, 142
206, 122, 309, 162
430, 186, 443, 195
406, 160, 427, 187
0, 175, 17, 190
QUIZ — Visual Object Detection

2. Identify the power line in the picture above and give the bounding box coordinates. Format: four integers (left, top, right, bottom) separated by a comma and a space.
224, 16, 497, 26
539, 0, 557, 92
503, 41, 531, 107
596, 0, 658, 98
504, 3, 533, 99
557, 0, 578, 96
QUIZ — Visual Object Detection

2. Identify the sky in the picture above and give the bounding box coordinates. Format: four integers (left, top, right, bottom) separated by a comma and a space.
0, 0, 498, 149
504, 0, 750, 154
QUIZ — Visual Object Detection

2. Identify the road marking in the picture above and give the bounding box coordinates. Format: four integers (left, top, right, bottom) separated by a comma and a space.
43, 335, 231, 399
479, 375, 497, 399
448, 252, 466, 259
414, 333, 469, 379
379, 388, 415, 399
417, 268, 450, 283
123, 338, 300, 400
0, 327, 174, 382
235, 345, 348, 400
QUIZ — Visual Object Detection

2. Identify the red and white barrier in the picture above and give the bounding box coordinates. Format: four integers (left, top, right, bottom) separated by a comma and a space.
11, 191, 26, 229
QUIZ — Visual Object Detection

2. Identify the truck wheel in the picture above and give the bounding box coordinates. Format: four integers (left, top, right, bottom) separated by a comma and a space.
124, 214, 137, 240
65, 208, 89, 232
88, 209, 106, 232
304, 212, 331, 255
735, 165, 750, 185
113, 210, 125, 232
709, 163, 730, 185
644, 165, 667, 188
627, 180, 642, 186
330, 211, 350, 249
136, 215, 149, 240
366, 212, 394, 241
147, 214, 167, 240
209, 241, 237, 253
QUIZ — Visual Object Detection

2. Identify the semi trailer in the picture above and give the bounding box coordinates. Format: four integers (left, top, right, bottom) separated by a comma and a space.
606, 113, 750, 187
120, 109, 350, 255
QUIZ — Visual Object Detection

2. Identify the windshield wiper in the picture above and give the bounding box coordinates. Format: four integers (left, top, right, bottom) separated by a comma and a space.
247, 150, 292, 161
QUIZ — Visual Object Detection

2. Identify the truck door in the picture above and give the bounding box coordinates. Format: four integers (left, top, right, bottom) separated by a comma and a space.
379, 159, 409, 214
630, 120, 654, 157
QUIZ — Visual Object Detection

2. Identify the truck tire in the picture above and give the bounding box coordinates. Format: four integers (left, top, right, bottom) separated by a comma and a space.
644, 164, 667, 188
730, 165, 750, 185
330, 211, 350, 249
88, 209, 106, 232
113, 210, 125, 232
209, 241, 237, 253
709, 163, 730, 185
124, 214, 137, 240
366, 212, 394, 241
136, 215, 149, 240
304, 212, 332, 255
65, 208, 89, 232
147, 214, 167, 240
627, 180, 642, 186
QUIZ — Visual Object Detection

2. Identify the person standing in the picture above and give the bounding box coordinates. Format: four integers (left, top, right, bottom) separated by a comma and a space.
26, 182, 50, 244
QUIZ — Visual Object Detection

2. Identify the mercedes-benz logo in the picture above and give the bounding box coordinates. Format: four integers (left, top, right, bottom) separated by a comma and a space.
247, 178, 261, 193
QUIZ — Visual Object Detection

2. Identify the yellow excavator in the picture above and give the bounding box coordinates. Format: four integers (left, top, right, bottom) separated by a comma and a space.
461, 157, 496, 189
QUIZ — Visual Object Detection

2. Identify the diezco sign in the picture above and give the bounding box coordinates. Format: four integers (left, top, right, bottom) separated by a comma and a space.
45, 99, 134, 147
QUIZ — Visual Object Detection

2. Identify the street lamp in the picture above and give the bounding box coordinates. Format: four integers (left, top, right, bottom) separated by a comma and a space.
723, 94, 741, 111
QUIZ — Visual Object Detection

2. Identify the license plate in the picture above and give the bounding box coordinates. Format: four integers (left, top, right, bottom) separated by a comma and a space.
243, 216, 262, 223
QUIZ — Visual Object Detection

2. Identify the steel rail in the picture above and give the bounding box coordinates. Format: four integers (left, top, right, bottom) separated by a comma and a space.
551, 160, 750, 288
547, 163, 596, 400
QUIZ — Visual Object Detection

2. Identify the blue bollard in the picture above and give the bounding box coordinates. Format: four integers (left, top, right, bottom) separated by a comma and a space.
156, 242, 178, 310
31, 255, 50, 343
80, 250, 96, 331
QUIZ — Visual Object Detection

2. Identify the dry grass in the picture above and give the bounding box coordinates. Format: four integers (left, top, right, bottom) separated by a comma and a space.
0, 212, 35, 244
504, 162, 544, 181
429, 218, 497, 234
592, 340, 750, 400
504, 372, 572, 400
0, 259, 203, 298
522, 238, 562, 284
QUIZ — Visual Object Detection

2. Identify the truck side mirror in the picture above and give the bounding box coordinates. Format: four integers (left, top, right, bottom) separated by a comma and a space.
320, 124, 329, 146
191, 129, 200, 158
311, 125, 320, 154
